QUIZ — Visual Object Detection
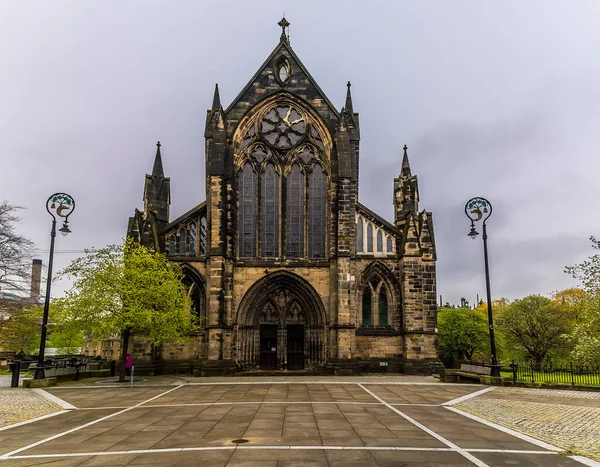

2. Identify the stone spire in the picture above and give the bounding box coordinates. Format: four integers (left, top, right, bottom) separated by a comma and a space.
345, 81, 353, 115
152, 141, 164, 178
401, 144, 411, 176
212, 83, 221, 110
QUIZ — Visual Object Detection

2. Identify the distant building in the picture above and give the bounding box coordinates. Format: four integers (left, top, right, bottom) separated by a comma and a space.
82, 335, 122, 360
126, 19, 439, 374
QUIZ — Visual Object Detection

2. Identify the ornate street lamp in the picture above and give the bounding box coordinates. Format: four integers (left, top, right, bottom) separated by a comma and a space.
465, 197, 500, 378
34, 193, 75, 380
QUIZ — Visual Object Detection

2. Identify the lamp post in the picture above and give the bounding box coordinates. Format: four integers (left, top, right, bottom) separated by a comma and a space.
465, 197, 500, 378
34, 193, 75, 380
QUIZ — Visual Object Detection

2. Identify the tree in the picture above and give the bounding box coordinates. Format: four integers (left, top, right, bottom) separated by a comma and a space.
496, 295, 571, 366
54, 238, 196, 381
437, 307, 489, 367
551, 288, 588, 322
0, 302, 42, 354
564, 237, 600, 366
0, 201, 34, 296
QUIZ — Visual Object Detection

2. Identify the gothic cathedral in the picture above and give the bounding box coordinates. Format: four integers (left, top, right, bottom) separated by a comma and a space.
127, 19, 440, 375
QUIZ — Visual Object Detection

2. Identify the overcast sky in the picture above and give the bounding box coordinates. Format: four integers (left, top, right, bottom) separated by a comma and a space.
1, 1, 599, 305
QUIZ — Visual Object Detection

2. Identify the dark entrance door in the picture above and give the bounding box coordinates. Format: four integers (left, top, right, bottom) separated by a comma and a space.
260, 325, 278, 370
287, 324, 304, 370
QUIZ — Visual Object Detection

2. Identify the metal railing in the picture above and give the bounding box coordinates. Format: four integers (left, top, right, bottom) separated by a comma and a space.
504, 361, 600, 386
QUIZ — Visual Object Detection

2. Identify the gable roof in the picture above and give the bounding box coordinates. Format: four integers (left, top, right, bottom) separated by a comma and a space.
224, 39, 340, 119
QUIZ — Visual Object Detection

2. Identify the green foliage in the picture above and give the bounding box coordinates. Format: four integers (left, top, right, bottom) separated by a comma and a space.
54, 238, 197, 348
565, 241, 600, 366
437, 307, 489, 367
0, 302, 42, 354
496, 295, 571, 366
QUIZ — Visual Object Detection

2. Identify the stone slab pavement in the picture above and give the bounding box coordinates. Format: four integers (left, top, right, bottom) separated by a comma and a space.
0, 378, 598, 466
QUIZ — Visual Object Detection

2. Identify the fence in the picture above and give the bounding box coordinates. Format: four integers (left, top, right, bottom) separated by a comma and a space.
504, 362, 600, 386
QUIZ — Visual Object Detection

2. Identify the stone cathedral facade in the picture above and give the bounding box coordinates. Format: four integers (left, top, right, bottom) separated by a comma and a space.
127, 20, 439, 375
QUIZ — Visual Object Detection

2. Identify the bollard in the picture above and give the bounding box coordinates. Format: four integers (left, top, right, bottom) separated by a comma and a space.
110, 360, 116, 377
130, 365, 134, 387
10, 360, 21, 388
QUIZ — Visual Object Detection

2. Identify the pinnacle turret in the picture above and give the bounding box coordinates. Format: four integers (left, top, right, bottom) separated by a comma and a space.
401, 145, 411, 176
212, 83, 221, 110
345, 81, 353, 114
152, 141, 164, 178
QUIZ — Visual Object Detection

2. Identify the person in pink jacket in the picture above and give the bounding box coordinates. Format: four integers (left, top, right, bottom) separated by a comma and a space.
125, 354, 132, 376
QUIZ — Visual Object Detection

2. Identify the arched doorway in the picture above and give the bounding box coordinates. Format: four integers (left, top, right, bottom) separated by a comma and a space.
234, 271, 327, 371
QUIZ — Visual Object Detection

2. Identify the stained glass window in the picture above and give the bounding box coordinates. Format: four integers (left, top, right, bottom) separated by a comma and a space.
200, 217, 207, 255
357, 218, 363, 252
261, 163, 279, 257
362, 288, 372, 326
169, 236, 175, 256
287, 164, 304, 258
308, 164, 326, 258
379, 289, 388, 326
189, 222, 196, 255
238, 163, 257, 257
367, 224, 373, 252
386, 236, 392, 253
179, 229, 186, 255
377, 230, 383, 252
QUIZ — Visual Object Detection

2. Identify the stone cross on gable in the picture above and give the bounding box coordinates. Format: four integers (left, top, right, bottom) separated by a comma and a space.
278, 16, 290, 42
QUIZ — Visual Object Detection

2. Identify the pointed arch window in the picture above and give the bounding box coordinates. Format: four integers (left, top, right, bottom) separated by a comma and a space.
362, 287, 372, 326
308, 164, 326, 258
169, 236, 175, 256
379, 289, 388, 326
386, 236, 392, 253
377, 230, 383, 252
189, 222, 196, 255
179, 229, 187, 255
287, 164, 304, 258
366, 224, 373, 252
261, 163, 279, 257
357, 218, 364, 252
200, 216, 207, 255
238, 163, 257, 257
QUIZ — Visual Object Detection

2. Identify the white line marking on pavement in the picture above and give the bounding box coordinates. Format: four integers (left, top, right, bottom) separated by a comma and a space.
444, 406, 563, 452
441, 386, 497, 406
357, 383, 489, 467
0, 410, 69, 432
1, 445, 570, 460
32, 388, 77, 410
570, 456, 600, 467
0, 384, 184, 460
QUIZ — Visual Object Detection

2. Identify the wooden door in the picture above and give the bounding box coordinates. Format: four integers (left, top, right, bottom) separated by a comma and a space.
287, 325, 304, 370
260, 325, 278, 370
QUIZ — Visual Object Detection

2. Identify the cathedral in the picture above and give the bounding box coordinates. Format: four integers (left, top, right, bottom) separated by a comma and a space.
127, 19, 439, 375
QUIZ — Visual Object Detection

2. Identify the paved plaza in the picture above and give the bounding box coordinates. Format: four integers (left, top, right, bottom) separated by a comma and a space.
0, 378, 598, 466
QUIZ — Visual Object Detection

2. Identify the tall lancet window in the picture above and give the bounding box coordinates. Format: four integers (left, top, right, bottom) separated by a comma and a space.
261, 163, 279, 257
287, 164, 305, 258
189, 222, 196, 255
238, 163, 257, 257
367, 224, 373, 252
179, 229, 186, 255
308, 164, 326, 258
357, 218, 364, 253
199, 216, 207, 255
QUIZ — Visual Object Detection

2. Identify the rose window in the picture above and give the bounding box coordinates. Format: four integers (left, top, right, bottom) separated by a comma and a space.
260, 106, 306, 149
